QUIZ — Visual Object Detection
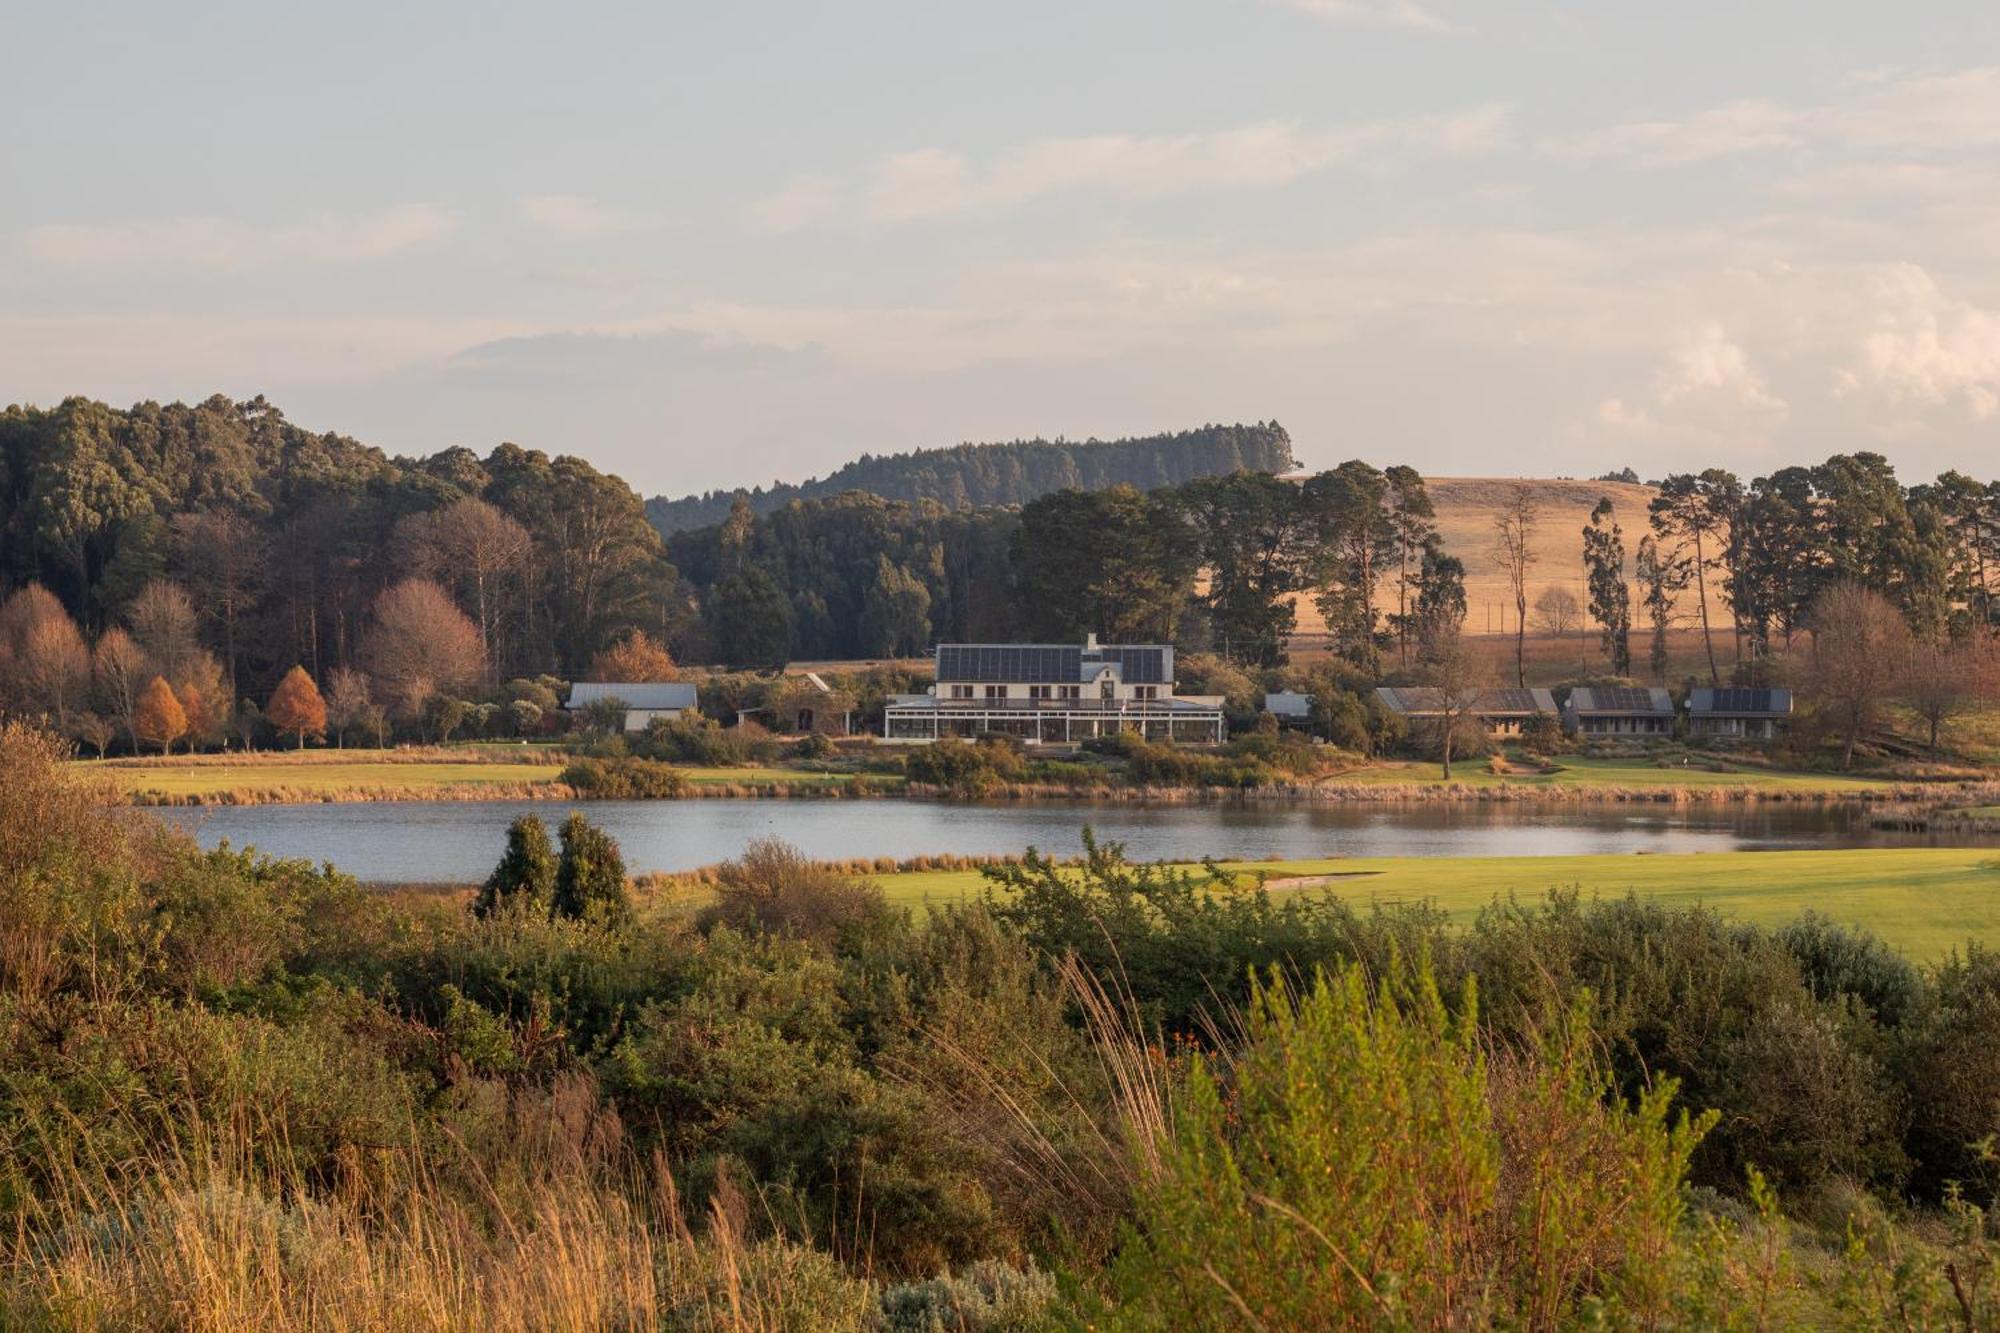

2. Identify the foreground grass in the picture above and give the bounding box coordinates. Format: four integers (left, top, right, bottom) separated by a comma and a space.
868, 847, 2000, 961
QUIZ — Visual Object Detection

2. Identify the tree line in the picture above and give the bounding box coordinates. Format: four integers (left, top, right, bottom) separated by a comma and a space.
666, 463, 1463, 670
0, 394, 675, 705
1575, 453, 1999, 684
643, 421, 1295, 533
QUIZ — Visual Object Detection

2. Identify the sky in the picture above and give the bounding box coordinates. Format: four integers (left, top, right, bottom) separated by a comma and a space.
4, 0, 1999, 497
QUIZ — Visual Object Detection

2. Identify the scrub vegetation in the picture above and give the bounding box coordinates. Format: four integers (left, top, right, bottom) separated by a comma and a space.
7, 718, 2000, 1328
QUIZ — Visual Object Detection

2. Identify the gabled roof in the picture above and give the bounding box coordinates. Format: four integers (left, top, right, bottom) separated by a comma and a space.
568, 681, 699, 711
935, 642, 1172, 685
1565, 686, 1673, 716
1374, 686, 1557, 716
1688, 687, 1793, 717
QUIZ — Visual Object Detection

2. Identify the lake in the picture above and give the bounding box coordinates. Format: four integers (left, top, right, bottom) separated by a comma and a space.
155, 797, 1988, 883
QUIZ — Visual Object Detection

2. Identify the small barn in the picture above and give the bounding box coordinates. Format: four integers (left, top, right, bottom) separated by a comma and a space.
1687, 687, 1792, 739
1262, 691, 1314, 727
567, 681, 699, 733
1562, 686, 1675, 737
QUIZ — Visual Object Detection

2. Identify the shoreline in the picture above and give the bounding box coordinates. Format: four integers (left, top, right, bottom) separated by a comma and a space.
119, 773, 2000, 809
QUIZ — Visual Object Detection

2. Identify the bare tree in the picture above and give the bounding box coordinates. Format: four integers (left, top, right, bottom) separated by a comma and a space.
1901, 637, 1982, 756
2, 593, 90, 727
1492, 486, 1539, 688
127, 579, 202, 682
325, 666, 375, 749
92, 627, 148, 750
1806, 583, 1909, 770
362, 579, 487, 721
1534, 585, 1586, 676
397, 499, 534, 677
1418, 612, 1486, 780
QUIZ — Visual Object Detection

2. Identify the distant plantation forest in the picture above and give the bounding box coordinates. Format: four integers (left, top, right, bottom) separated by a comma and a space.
643, 421, 1295, 534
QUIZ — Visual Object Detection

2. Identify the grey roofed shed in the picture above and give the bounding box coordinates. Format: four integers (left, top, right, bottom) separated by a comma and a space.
1687, 687, 1792, 718
567, 681, 699, 711
1263, 690, 1313, 720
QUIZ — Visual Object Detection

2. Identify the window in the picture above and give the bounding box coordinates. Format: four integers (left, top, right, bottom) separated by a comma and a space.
1135, 686, 1158, 701
985, 685, 1006, 700
1059, 685, 1081, 700
950, 684, 973, 700
1029, 685, 1052, 700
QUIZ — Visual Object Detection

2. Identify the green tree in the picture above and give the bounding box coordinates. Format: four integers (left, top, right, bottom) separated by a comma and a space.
1172, 471, 1311, 667
1649, 470, 1739, 685
473, 814, 557, 917
551, 812, 630, 924
708, 566, 793, 667
1383, 465, 1438, 669
1583, 498, 1632, 675
1009, 486, 1193, 642
859, 554, 934, 657
1303, 462, 1395, 673
1634, 535, 1691, 684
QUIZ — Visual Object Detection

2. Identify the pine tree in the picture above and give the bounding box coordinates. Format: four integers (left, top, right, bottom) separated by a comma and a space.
551, 812, 630, 925
474, 814, 557, 918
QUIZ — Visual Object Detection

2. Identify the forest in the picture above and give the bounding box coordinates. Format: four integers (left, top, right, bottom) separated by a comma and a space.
642, 422, 1295, 533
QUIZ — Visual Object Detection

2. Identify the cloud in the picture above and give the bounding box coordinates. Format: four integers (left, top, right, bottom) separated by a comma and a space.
18, 204, 458, 273
516, 194, 653, 240
744, 175, 843, 234
754, 107, 1512, 228
1267, 0, 1461, 33
1836, 263, 2000, 420
1542, 65, 2000, 167
1542, 100, 1807, 166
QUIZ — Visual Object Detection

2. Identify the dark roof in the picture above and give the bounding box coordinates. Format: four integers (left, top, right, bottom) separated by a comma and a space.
1566, 686, 1673, 716
935, 642, 1171, 685
1374, 686, 1557, 716
1689, 687, 1793, 716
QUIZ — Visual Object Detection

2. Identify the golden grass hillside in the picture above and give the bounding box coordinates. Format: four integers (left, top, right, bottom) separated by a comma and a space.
1291, 475, 1731, 643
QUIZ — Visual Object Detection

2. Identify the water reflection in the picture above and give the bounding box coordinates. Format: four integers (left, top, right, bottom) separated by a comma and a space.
155, 797, 1987, 883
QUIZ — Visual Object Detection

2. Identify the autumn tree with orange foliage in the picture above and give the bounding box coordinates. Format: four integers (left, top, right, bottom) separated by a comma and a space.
133, 675, 188, 754
266, 666, 328, 748
587, 629, 678, 683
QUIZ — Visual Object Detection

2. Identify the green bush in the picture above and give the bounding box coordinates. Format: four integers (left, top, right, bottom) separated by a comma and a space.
905, 738, 1025, 795
473, 814, 557, 918
638, 713, 779, 766
701, 838, 897, 952
551, 812, 632, 925
1097, 963, 1709, 1329
559, 756, 691, 798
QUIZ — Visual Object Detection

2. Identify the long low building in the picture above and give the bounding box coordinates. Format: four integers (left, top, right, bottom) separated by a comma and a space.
1562, 686, 1675, 737
1373, 686, 1558, 737
1688, 687, 1793, 739
883, 637, 1226, 743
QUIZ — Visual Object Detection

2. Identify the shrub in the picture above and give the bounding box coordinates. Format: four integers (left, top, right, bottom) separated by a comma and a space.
1900, 947, 2000, 1203
473, 814, 558, 918
905, 738, 1025, 796
559, 756, 691, 799
879, 1259, 1059, 1331
1096, 963, 1709, 1329
701, 838, 896, 951
551, 813, 631, 926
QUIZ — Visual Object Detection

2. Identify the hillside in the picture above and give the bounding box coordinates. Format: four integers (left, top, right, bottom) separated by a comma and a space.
1291, 475, 1730, 643
645, 421, 1293, 533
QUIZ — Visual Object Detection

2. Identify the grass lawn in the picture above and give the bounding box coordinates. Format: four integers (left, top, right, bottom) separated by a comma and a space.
1316, 754, 1892, 793
82, 749, 884, 801
866, 848, 2000, 961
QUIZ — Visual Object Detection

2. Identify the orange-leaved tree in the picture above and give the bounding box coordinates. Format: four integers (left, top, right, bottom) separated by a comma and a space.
133, 675, 188, 755
588, 629, 678, 683
266, 666, 328, 749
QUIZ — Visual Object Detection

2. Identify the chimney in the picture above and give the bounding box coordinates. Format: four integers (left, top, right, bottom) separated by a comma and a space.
1085, 632, 1099, 651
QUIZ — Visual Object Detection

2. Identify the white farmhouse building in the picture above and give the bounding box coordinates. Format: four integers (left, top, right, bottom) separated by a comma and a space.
883, 635, 1225, 744
567, 681, 699, 732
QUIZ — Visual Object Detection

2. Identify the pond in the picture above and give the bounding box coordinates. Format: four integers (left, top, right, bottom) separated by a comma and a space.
155, 797, 1992, 883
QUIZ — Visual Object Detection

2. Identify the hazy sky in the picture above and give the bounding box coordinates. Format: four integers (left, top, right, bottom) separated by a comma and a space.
5, 1, 1999, 495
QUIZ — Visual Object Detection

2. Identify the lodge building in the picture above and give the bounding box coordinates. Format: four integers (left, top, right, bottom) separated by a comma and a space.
882, 636, 1226, 744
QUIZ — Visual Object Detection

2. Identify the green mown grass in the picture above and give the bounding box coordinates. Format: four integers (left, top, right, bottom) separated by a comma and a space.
866, 848, 2000, 961
1316, 754, 1892, 792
